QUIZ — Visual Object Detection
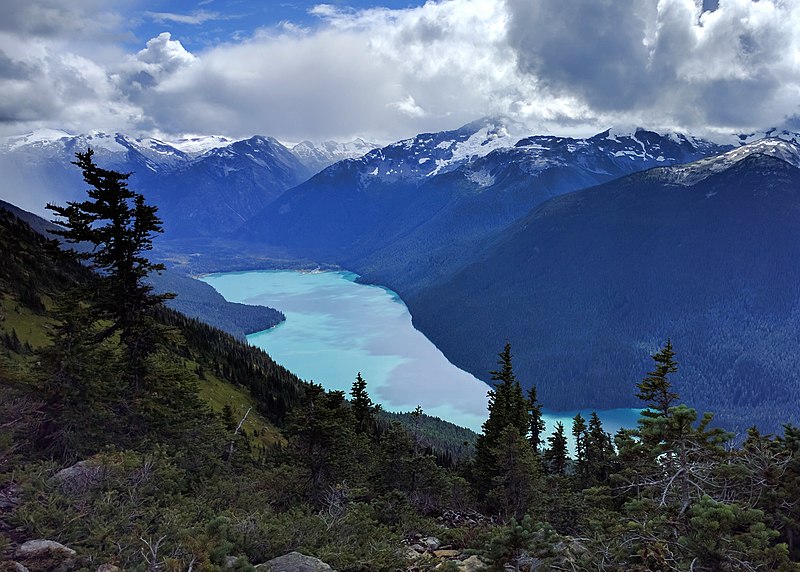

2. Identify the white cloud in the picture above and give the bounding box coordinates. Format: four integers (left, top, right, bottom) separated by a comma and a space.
144, 10, 226, 26
0, 0, 799, 141
388, 95, 428, 118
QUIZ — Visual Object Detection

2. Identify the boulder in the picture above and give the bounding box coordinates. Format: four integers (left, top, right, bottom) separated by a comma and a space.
459, 555, 487, 571
421, 537, 441, 550
223, 555, 241, 568
12, 563, 30, 572
411, 544, 427, 553
51, 460, 104, 495
254, 552, 333, 572
433, 549, 460, 558
15, 539, 77, 572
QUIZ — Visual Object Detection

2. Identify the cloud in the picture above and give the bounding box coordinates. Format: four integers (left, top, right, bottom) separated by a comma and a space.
144, 10, 227, 26
0, 0, 799, 142
0, 0, 122, 40
388, 95, 428, 118
505, 0, 800, 133
128, 0, 530, 141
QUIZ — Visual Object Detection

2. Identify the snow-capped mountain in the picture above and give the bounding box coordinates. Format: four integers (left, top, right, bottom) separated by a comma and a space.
291, 138, 379, 174
146, 136, 313, 237
733, 127, 800, 146
0, 129, 357, 234
238, 118, 733, 293
165, 135, 234, 156
0, 129, 192, 173
664, 138, 800, 186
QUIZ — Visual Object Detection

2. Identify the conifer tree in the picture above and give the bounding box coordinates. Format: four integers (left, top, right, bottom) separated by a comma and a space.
475, 343, 530, 499
47, 149, 172, 393
544, 422, 568, 475
350, 371, 375, 433
585, 412, 614, 484
636, 339, 679, 418
572, 413, 587, 481
528, 385, 545, 453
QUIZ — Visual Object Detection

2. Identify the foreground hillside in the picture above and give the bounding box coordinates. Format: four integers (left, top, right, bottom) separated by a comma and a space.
3, 167, 800, 571
410, 143, 800, 432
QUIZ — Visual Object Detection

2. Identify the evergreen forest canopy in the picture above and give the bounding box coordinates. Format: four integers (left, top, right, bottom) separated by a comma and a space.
1, 151, 800, 571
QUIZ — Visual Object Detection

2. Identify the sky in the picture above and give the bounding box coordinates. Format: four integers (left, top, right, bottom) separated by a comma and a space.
1, 0, 799, 143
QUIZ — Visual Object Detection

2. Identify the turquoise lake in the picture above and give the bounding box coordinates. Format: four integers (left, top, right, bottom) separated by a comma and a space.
201, 270, 641, 435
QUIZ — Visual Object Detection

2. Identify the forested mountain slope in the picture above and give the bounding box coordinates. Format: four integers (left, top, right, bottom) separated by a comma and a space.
409, 148, 800, 432
237, 119, 730, 295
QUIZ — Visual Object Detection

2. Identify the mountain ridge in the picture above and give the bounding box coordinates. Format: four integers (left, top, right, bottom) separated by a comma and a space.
406, 150, 800, 432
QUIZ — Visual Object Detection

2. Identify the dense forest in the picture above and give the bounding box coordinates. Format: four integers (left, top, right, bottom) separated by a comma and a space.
411, 153, 800, 433
2, 152, 800, 571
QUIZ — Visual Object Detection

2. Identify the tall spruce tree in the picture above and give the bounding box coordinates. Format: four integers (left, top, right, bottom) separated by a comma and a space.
528, 385, 545, 453
636, 339, 679, 418
47, 149, 171, 393
572, 413, 587, 482
544, 422, 568, 475
475, 343, 530, 499
350, 371, 375, 433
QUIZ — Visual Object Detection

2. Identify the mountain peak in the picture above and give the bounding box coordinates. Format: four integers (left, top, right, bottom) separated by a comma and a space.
666, 137, 800, 186
1, 128, 74, 150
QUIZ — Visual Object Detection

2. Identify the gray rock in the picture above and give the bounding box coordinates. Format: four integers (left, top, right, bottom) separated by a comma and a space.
12, 562, 30, 572
459, 555, 487, 571
411, 543, 427, 553
223, 555, 240, 568
96, 565, 121, 572
422, 536, 441, 550
14, 540, 77, 572
16, 540, 76, 559
52, 460, 104, 494
0, 483, 22, 509
254, 551, 333, 572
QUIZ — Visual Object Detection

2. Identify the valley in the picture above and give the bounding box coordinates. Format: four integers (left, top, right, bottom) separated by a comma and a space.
4, 117, 800, 433
200, 268, 642, 437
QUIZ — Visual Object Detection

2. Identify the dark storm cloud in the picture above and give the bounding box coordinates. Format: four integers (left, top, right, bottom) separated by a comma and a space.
504, 0, 800, 132
506, 0, 654, 111
0, 50, 31, 80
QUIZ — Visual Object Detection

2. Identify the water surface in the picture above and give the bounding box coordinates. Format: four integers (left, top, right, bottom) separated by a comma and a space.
201, 269, 642, 436
201, 270, 492, 430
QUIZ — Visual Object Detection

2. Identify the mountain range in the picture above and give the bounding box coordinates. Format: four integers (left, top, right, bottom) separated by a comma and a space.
0, 128, 379, 238
238, 118, 733, 294
2, 118, 800, 431
408, 139, 800, 430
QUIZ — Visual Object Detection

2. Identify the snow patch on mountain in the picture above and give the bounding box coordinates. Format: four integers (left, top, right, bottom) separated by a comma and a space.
292, 138, 379, 173
2, 128, 73, 150
166, 135, 233, 155
667, 138, 800, 186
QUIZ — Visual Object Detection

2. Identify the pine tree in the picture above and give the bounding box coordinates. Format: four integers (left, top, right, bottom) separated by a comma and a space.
474, 343, 532, 502
487, 342, 528, 437
585, 412, 614, 484
528, 385, 545, 453
350, 371, 375, 433
544, 422, 568, 475
636, 339, 679, 418
47, 148, 172, 393
572, 413, 587, 482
